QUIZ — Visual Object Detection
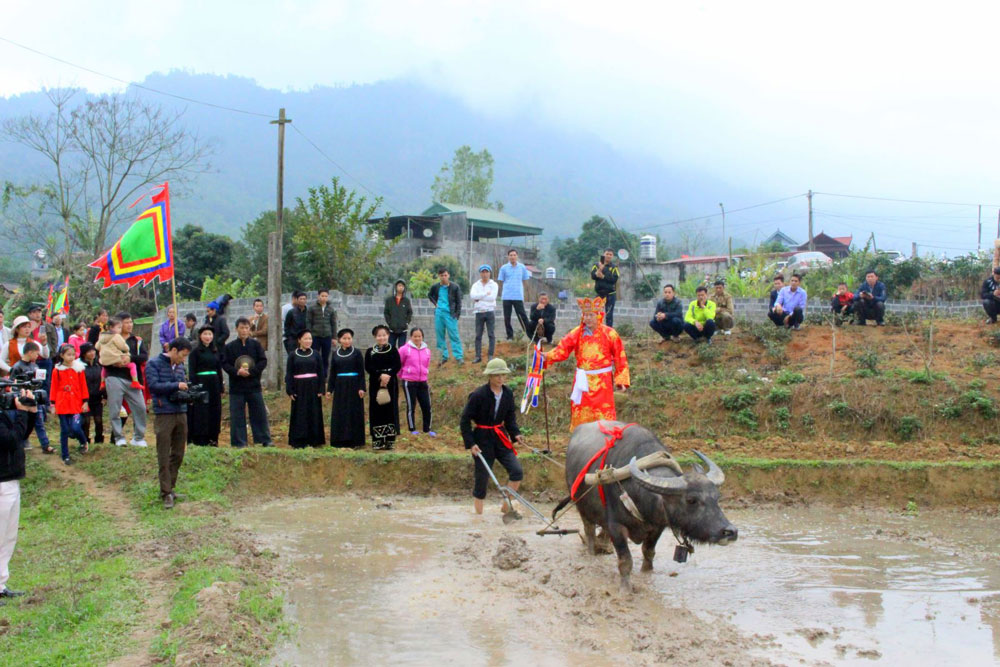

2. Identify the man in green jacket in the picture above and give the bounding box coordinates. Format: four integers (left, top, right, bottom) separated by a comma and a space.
307, 289, 337, 381
383, 280, 413, 350
683, 286, 717, 343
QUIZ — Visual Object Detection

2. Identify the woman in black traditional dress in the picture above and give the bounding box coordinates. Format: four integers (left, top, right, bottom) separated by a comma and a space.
328, 328, 366, 448
365, 324, 402, 450
188, 325, 224, 446
286, 330, 325, 448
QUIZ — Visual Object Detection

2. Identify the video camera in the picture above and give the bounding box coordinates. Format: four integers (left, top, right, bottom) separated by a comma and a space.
169, 383, 210, 405
0, 379, 48, 411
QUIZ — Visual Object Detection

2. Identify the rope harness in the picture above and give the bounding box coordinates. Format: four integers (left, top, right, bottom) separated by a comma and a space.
570, 422, 636, 505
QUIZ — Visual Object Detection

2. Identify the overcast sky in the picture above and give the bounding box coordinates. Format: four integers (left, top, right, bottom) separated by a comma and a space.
3, 0, 998, 254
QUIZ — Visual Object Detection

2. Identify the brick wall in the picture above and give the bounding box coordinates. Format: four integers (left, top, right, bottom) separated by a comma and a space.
159, 292, 982, 355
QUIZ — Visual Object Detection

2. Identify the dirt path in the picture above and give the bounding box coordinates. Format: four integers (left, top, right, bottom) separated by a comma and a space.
36, 451, 172, 667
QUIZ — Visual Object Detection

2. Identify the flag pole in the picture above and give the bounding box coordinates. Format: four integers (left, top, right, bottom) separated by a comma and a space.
171, 279, 180, 338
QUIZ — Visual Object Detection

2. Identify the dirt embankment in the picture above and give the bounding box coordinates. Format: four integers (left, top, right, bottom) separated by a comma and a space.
236, 321, 1000, 464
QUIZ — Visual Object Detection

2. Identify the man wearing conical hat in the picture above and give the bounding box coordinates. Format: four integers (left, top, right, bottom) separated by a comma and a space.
543, 297, 630, 430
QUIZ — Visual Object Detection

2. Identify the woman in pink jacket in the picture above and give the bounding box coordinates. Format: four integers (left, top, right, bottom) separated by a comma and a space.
397, 327, 434, 436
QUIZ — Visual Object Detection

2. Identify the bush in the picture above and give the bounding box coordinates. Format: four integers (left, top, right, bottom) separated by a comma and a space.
896, 415, 922, 441
615, 322, 636, 338
849, 345, 881, 375
828, 400, 851, 416
936, 399, 963, 420
696, 342, 721, 364
962, 390, 998, 418
774, 406, 790, 430
971, 352, 999, 371
776, 370, 806, 385
722, 388, 758, 411
767, 387, 791, 404
734, 408, 758, 430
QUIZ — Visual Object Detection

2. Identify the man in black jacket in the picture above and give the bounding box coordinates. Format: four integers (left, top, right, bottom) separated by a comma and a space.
527, 292, 557, 344
459, 358, 524, 515
982, 266, 1000, 324
591, 249, 620, 328
384, 280, 413, 350
283, 291, 308, 354
0, 389, 37, 599
650, 284, 684, 341
223, 318, 272, 448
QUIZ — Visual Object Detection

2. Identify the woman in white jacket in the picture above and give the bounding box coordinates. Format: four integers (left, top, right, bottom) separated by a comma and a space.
469, 264, 498, 364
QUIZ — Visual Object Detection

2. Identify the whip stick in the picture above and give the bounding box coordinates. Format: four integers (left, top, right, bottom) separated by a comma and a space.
542, 369, 552, 454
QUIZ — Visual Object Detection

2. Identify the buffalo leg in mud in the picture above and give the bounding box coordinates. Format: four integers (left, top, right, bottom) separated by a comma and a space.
641, 527, 665, 572
605, 519, 633, 592
581, 517, 598, 555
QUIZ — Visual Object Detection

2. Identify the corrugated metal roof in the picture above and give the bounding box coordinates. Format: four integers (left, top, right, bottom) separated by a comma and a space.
422, 202, 543, 235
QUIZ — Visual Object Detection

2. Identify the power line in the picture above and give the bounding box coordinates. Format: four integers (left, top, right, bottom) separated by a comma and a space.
1, 34, 410, 214
290, 124, 408, 215
814, 191, 1000, 208
0, 35, 273, 118
623, 193, 807, 232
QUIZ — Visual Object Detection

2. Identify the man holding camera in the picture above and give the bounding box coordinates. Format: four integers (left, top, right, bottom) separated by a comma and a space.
591, 249, 620, 328
0, 389, 38, 601
147, 338, 192, 509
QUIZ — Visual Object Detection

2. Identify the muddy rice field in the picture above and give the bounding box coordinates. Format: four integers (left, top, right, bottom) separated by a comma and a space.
239, 495, 1000, 666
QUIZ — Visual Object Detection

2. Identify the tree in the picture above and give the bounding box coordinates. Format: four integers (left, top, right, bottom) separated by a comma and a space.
172, 225, 235, 299
226, 209, 302, 292
1, 89, 212, 265
431, 145, 503, 210
290, 177, 396, 293
402, 255, 470, 296
556, 215, 639, 272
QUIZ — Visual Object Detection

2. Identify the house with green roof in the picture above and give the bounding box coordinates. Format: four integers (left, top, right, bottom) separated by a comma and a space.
374, 202, 545, 283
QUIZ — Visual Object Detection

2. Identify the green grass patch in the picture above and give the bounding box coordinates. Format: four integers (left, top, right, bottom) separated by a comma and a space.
0, 460, 145, 665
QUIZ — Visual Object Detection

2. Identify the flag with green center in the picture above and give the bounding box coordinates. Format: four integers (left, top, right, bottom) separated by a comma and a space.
90, 182, 174, 289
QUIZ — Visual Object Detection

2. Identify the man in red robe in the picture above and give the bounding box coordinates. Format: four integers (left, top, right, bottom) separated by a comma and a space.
544, 297, 630, 431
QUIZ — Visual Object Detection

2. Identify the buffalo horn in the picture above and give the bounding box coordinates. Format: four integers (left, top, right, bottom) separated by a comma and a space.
628, 456, 688, 494
692, 450, 725, 486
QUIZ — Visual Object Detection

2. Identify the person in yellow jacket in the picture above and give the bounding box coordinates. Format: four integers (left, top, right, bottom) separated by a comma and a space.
684, 285, 717, 343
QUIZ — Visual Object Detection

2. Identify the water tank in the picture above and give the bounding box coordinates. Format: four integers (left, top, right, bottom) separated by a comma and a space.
640, 235, 657, 261
545, 267, 557, 279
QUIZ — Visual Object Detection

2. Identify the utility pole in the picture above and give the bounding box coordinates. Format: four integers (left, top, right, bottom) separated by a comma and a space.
719, 203, 727, 264
912, 241, 917, 259
978, 204, 982, 252
807, 190, 814, 251
266, 108, 291, 389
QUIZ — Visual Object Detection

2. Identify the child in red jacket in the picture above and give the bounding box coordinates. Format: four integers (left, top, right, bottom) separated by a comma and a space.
51, 344, 90, 465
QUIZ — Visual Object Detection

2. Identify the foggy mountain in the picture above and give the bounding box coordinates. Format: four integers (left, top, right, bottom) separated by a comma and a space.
0, 71, 765, 243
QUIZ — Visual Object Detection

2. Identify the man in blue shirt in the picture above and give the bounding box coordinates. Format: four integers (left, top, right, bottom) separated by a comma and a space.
428, 268, 464, 366
497, 249, 531, 340
769, 273, 807, 330
854, 270, 887, 326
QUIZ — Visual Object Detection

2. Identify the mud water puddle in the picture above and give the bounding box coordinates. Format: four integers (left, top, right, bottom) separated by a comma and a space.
239, 498, 1000, 665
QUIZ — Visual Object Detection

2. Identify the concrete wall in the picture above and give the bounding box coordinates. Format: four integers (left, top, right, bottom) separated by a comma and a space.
159, 293, 983, 355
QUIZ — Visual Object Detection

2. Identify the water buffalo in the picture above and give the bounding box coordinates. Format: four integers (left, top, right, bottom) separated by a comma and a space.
557, 420, 737, 592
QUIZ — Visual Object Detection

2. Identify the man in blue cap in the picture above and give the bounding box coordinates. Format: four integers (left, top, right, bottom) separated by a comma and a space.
469, 264, 498, 364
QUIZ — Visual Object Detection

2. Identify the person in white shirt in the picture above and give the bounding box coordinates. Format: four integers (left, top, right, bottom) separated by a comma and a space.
470, 264, 498, 364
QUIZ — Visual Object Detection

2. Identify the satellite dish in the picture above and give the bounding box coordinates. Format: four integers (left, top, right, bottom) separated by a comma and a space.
618, 248, 630, 261
422, 228, 433, 238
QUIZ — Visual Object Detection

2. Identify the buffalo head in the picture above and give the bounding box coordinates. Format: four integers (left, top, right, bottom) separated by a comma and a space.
628, 451, 738, 546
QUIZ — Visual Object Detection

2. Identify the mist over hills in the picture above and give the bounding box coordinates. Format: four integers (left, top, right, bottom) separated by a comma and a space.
0, 71, 768, 244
